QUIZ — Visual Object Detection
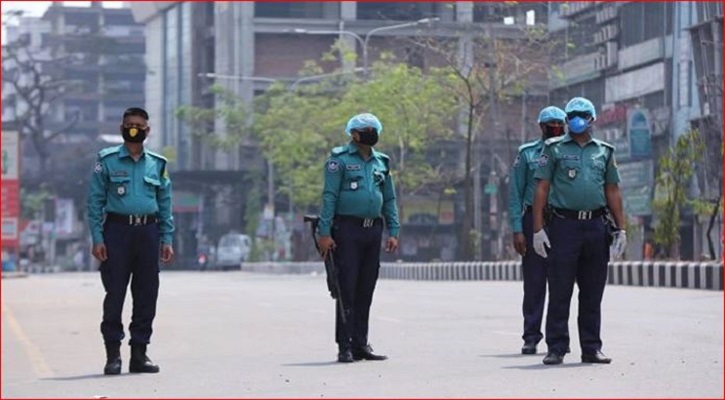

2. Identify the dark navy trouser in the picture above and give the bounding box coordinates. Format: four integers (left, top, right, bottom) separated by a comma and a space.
521, 209, 548, 344
100, 221, 160, 345
331, 217, 383, 348
545, 215, 609, 355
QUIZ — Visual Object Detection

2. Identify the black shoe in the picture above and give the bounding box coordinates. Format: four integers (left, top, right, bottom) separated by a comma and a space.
581, 350, 612, 364
352, 344, 388, 361
337, 348, 354, 363
129, 344, 160, 373
103, 342, 122, 375
542, 351, 565, 365
521, 342, 537, 355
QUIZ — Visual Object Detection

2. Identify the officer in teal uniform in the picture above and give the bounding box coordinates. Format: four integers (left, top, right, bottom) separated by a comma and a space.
531, 97, 626, 365
508, 106, 566, 355
87, 107, 174, 375
317, 113, 400, 363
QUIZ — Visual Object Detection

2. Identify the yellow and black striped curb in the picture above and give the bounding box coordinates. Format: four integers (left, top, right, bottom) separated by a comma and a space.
241, 261, 723, 291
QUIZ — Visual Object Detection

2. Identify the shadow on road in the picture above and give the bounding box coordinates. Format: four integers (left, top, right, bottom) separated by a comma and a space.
282, 361, 342, 367
479, 353, 531, 359
502, 363, 595, 370
41, 373, 144, 381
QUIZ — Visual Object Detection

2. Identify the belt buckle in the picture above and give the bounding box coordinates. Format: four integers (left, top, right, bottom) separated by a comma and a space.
362, 218, 373, 228
131, 215, 145, 226
578, 210, 591, 220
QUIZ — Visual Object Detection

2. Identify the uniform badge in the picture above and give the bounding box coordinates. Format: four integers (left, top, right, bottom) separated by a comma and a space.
538, 154, 548, 167
93, 162, 103, 174
117, 186, 126, 196
568, 169, 577, 179
350, 181, 358, 190
327, 160, 340, 173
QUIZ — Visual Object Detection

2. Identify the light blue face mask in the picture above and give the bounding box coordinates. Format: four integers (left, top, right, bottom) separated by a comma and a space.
567, 116, 590, 134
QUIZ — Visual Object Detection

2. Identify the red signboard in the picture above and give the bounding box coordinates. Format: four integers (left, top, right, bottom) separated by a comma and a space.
2, 131, 21, 249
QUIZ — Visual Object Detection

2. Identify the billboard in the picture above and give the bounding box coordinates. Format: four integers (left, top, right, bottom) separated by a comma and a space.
1, 131, 21, 248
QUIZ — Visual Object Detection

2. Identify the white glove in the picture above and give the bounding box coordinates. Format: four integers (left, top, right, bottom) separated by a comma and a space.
610, 230, 627, 260
533, 229, 551, 259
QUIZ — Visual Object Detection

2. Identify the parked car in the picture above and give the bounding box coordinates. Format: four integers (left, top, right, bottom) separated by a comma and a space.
215, 233, 251, 270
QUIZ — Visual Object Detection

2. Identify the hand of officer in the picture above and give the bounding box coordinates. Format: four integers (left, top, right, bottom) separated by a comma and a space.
610, 230, 627, 260
160, 244, 174, 264
92, 243, 107, 262
317, 236, 336, 259
532, 229, 550, 259
512, 232, 526, 256
385, 237, 399, 253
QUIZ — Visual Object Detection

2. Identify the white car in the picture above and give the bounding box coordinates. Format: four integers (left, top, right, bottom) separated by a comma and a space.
215, 233, 251, 270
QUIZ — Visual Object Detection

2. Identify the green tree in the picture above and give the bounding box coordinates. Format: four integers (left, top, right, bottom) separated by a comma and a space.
421, 25, 555, 260
652, 130, 705, 260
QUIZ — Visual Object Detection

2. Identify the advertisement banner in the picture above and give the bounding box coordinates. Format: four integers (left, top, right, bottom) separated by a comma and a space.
1, 131, 20, 248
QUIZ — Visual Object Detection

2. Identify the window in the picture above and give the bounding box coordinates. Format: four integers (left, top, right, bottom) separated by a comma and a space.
103, 13, 137, 26
255, 2, 331, 18
357, 2, 440, 21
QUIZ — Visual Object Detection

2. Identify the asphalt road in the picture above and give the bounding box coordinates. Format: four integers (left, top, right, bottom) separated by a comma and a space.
2, 271, 723, 398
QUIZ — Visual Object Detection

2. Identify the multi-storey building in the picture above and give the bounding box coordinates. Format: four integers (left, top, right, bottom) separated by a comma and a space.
130, 2, 555, 262
548, 1, 722, 260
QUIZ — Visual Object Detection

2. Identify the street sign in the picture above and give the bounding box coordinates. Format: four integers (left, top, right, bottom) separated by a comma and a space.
617, 160, 654, 189
622, 186, 652, 216
628, 109, 652, 159
1, 131, 20, 248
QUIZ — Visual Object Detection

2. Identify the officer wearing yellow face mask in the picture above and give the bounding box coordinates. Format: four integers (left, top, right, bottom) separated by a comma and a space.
87, 107, 174, 375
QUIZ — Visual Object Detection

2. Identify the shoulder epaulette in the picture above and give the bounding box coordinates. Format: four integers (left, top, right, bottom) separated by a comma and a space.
518, 140, 540, 152
593, 139, 615, 150
98, 146, 121, 159
146, 150, 168, 163
331, 146, 348, 156
544, 136, 564, 146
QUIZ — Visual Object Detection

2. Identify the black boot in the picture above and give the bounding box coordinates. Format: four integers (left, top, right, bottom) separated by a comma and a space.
129, 344, 160, 373
337, 344, 353, 363
103, 342, 122, 375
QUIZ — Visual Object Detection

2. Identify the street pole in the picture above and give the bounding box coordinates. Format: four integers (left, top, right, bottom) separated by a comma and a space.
294, 17, 439, 80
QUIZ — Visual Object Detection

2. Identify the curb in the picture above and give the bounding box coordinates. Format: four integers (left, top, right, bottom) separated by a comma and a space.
1, 271, 29, 279
241, 261, 723, 291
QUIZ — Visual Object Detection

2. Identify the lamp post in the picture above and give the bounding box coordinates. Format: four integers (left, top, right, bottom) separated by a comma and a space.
292, 17, 440, 79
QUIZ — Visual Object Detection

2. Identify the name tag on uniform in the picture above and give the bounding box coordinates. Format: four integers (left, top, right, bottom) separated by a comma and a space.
346, 164, 362, 171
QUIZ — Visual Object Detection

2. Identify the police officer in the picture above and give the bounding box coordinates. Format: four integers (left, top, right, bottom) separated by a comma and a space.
508, 106, 566, 355
531, 97, 626, 365
87, 107, 174, 375
317, 113, 400, 363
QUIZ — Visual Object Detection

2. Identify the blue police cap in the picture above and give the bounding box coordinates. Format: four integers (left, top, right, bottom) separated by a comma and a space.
345, 113, 383, 136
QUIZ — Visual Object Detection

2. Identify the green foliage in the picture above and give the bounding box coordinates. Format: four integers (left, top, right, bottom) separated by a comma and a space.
176, 84, 250, 151
652, 130, 705, 259
20, 188, 52, 220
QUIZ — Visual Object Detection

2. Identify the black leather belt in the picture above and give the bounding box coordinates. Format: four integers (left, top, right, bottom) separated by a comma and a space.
552, 207, 606, 220
334, 214, 383, 228
106, 213, 158, 226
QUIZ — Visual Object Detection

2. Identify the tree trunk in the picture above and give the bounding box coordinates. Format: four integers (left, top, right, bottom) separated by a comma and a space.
706, 194, 721, 260
460, 102, 475, 260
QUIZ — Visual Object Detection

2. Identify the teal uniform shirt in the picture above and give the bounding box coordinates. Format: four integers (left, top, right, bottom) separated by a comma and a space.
87, 145, 174, 245
508, 139, 545, 233
319, 142, 400, 238
534, 134, 620, 211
